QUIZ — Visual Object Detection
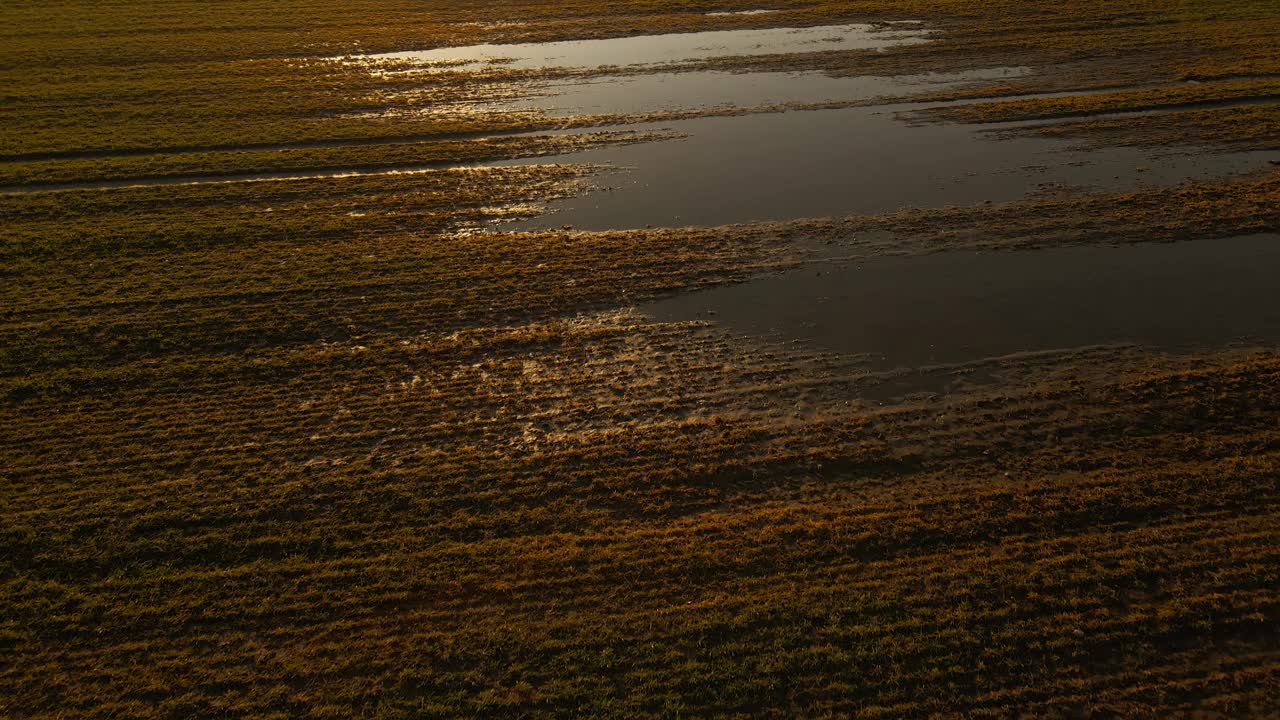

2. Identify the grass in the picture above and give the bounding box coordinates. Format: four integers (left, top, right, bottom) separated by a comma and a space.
0, 131, 671, 188
6, 316, 1279, 717
3, 0, 1280, 717
989, 103, 1280, 151
917, 79, 1280, 124
5, 0, 1278, 159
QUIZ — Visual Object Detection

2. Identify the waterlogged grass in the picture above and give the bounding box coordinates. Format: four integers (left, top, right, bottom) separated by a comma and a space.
4, 0, 1278, 160
859, 170, 1280, 248
919, 78, 1280, 124
995, 103, 1280, 151
5, 167, 1275, 373
0, 131, 671, 188
3, 0, 1280, 717
0, 166, 595, 259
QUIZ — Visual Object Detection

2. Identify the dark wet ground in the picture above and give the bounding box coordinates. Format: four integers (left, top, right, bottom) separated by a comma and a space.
641, 233, 1280, 370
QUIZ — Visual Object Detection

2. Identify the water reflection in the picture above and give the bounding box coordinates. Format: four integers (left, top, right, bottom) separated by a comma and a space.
492, 105, 1273, 230
642, 233, 1280, 369
369, 23, 930, 71
499, 67, 1031, 116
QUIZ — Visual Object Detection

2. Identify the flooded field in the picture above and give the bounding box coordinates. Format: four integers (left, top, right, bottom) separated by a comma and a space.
644, 232, 1280, 368
370, 22, 931, 71
493, 106, 1271, 230
9, 18, 1275, 410
486, 66, 1029, 117
391, 23, 1280, 373
5, 2, 1279, 718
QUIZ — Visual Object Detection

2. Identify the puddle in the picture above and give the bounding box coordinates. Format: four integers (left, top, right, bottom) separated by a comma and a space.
490, 104, 1274, 230
641, 233, 1280, 370
496, 67, 1030, 117
368, 23, 930, 71
706, 10, 782, 17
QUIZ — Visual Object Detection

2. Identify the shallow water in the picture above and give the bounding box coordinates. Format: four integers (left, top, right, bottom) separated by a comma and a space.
491, 105, 1274, 230
641, 233, 1280, 370
370, 23, 930, 71
369, 24, 1280, 372
706, 10, 782, 17
497, 67, 1030, 116
353, 24, 1276, 235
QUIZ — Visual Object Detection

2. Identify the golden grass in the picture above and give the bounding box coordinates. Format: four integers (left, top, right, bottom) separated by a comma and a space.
0, 131, 672, 188
4, 0, 1278, 159
5, 313, 1279, 717
918, 79, 1280, 125
992, 103, 1280, 151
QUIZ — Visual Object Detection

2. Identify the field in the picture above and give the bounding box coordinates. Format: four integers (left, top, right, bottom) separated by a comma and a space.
3, 1, 1279, 718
